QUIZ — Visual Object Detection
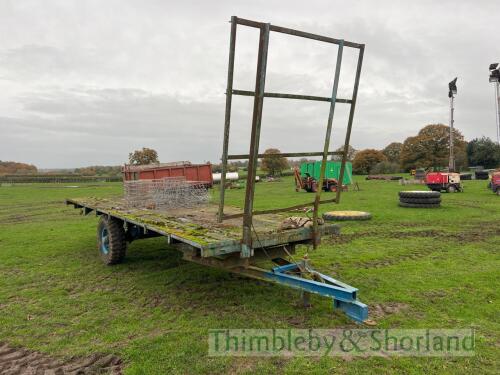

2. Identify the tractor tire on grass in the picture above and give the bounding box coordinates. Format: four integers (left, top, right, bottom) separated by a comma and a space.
398, 202, 440, 208
322, 210, 372, 221
97, 216, 126, 265
399, 191, 441, 199
399, 197, 441, 204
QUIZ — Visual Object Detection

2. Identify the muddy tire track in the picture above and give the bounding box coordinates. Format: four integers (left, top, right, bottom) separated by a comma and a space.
0, 342, 122, 374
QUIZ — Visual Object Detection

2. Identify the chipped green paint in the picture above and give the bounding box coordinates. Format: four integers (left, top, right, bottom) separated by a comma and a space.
106, 209, 213, 246
66, 197, 341, 257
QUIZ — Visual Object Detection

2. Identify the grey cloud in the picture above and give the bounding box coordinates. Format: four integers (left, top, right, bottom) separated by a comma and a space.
0, 0, 498, 168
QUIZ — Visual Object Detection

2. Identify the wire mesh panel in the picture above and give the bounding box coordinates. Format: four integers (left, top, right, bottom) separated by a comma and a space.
124, 177, 209, 210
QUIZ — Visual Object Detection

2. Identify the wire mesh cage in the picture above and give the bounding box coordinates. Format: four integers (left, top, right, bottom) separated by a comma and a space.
123, 177, 209, 210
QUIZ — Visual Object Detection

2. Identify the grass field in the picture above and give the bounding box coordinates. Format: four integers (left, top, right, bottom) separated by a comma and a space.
0, 177, 499, 374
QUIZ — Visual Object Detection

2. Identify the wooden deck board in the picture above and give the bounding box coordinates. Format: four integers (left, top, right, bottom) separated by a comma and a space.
66, 197, 340, 257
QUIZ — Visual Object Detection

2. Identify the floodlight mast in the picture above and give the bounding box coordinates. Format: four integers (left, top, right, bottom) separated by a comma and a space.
495, 83, 500, 144
489, 63, 500, 144
448, 78, 457, 172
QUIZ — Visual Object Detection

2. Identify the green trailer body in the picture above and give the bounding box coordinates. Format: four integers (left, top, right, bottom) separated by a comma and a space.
300, 161, 353, 185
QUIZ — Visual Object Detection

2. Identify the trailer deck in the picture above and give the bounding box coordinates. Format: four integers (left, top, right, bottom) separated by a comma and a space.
65, 197, 368, 323
66, 197, 340, 258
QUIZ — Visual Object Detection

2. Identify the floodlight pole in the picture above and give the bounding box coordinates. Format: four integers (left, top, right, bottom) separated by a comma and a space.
489, 63, 500, 145
449, 95, 455, 172
495, 81, 500, 144
448, 77, 457, 172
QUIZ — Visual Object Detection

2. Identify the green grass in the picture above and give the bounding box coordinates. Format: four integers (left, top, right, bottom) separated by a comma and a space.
0, 178, 499, 374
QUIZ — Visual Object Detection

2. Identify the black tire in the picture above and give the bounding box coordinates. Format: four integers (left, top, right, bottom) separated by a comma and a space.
447, 185, 457, 193
323, 211, 372, 221
97, 216, 126, 265
399, 197, 441, 204
398, 202, 440, 208
475, 171, 489, 180
399, 191, 441, 199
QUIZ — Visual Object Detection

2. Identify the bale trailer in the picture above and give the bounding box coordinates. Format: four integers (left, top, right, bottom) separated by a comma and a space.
66, 16, 369, 323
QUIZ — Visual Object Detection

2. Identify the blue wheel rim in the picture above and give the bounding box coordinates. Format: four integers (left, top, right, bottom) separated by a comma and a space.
100, 227, 109, 255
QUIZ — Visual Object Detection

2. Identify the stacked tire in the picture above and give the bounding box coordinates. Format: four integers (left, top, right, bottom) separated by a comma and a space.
475, 170, 489, 180
398, 191, 441, 208
460, 173, 472, 180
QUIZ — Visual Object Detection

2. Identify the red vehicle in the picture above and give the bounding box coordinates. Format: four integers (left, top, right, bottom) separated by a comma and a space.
425, 172, 463, 193
122, 161, 213, 188
491, 172, 500, 195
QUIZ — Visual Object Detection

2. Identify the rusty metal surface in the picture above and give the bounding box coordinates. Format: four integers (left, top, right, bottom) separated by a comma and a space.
217, 16, 364, 256
227, 151, 343, 160
242, 22, 270, 258
232, 89, 352, 104
122, 161, 191, 172
65, 197, 339, 258
336, 45, 365, 204
122, 162, 213, 186
217, 16, 237, 223
234, 17, 363, 49
222, 197, 338, 220
312, 40, 344, 248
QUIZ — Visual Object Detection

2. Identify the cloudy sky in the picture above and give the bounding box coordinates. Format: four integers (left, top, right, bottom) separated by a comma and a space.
1, 0, 498, 168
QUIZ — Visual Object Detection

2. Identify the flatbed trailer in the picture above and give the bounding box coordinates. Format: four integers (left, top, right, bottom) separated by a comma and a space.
66, 197, 368, 322
65, 16, 370, 323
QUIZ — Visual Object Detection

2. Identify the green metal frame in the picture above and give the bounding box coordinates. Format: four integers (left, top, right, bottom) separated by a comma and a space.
217, 16, 365, 257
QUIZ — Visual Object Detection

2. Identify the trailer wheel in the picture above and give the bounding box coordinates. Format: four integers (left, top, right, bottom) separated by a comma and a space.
97, 216, 126, 265
310, 182, 318, 193
447, 185, 457, 193
328, 184, 337, 192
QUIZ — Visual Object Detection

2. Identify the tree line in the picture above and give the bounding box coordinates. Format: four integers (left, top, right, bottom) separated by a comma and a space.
210, 123, 500, 177
5, 127, 499, 178
0, 161, 37, 175
350, 124, 500, 175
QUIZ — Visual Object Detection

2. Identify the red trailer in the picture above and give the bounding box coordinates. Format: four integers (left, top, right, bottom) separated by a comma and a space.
122, 161, 213, 188
491, 172, 500, 195
425, 172, 462, 193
